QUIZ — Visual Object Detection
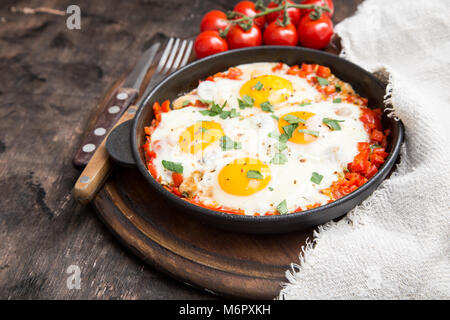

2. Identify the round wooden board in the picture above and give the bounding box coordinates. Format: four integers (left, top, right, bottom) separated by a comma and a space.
93, 167, 313, 299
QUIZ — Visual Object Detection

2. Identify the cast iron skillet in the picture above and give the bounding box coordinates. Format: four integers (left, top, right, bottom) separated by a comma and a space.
106, 46, 404, 234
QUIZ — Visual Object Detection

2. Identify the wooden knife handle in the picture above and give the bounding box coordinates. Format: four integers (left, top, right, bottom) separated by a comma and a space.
72, 105, 138, 204
72, 87, 138, 167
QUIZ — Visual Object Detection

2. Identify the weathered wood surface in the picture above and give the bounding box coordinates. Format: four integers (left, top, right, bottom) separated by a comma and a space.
0, 0, 362, 299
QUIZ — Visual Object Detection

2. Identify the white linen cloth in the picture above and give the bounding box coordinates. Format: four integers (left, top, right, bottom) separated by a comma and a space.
280, 0, 450, 299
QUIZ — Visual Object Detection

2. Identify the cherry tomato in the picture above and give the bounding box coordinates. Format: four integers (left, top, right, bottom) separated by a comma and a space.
263, 21, 298, 46
300, 0, 334, 18
233, 1, 266, 29
266, 1, 302, 27
226, 24, 262, 49
200, 10, 230, 32
297, 14, 333, 49
194, 30, 228, 59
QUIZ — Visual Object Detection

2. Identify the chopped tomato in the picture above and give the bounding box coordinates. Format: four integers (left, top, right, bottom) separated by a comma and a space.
371, 129, 384, 142
317, 66, 331, 78
152, 102, 162, 121
272, 62, 284, 72
370, 154, 385, 168
147, 162, 158, 178
226, 67, 243, 80
287, 65, 301, 75
365, 164, 378, 179
161, 100, 171, 112
324, 84, 336, 94
172, 172, 184, 187
301, 63, 314, 74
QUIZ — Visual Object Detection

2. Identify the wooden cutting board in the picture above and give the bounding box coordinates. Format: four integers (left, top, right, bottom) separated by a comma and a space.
87, 33, 347, 299
93, 167, 312, 299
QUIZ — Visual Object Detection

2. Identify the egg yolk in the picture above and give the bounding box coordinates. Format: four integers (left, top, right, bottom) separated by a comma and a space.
218, 157, 271, 196
239, 75, 293, 107
178, 121, 224, 154
278, 111, 317, 144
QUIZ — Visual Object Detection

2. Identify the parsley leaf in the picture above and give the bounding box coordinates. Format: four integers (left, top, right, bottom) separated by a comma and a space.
276, 200, 288, 215
182, 100, 190, 107
370, 144, 382, 152
247, 170, 264, 179
283, 114, 306, 124
298, 102, 312, 106
253, 81, 263, 91
162, 160, 183, 173
283, 124, 299, 138
270, 153, 288, 165
268, 131, 280, 139
279, 133, 290, 143
271, 114, 279, 121
219, 110, 231, 119
199, 109, 212, 116
220, 136, 242, 151
323, 118, 345, 131
310, 172, 323, 184
316, 77, 329, 86
297, 129, 319, 137
238, 95, 255, 109
260, 101, 274, 113
229, 108, 240, 118
333, 98, 342, 103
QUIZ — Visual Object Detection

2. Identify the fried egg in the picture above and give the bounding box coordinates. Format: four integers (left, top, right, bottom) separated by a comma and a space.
149, 62, 370, 215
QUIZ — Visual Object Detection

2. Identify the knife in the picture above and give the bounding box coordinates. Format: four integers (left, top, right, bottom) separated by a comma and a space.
72, 42, 161, 167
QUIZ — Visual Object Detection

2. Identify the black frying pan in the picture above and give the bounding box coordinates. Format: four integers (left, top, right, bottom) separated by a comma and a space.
106, 46, 404, 234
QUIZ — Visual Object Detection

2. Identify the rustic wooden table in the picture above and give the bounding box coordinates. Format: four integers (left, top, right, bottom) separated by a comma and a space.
0, 0, 362, 299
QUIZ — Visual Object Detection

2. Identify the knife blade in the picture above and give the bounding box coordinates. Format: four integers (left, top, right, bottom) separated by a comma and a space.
72, 42, 161, 167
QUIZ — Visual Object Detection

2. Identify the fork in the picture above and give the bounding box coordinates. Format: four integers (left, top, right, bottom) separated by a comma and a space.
72, 38, 193, 204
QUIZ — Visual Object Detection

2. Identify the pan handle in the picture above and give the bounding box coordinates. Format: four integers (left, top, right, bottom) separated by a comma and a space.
106, 120, 136, 167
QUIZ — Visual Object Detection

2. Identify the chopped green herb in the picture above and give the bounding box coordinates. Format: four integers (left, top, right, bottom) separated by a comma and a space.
323, 118, 345, 131
247, 170, 264, 180
333, 98, 342, 103
297, 129, 319, 137
283, 124, 299, 138
200, 127, 208, 133
298, 102, 312, 106
335, 84, 342, 92
220, 136, 242, 151
199, 101, 228, 117
268, 131, 280, 139
199, 109, 212, 116
316, 76, 329, 86
270, 153, 288, 165
182, 100, 190, 107
199, 99, 212, 105
238, 95, 255, 109
268, 187, 274, 191
283, 114, 306, 124
370, 144, 382, 152
310, 172, 323, 185
271, 114, 279, 121
229, 108, 240, 118
275, 142, 287, 152
162, 160, 183, 174
219, 110, 231, 119
253, 81, 263, 91
260, 101, 274, 113
276, 200, 288, 215
210, 102, 224, 114
279, 133, 290, 143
